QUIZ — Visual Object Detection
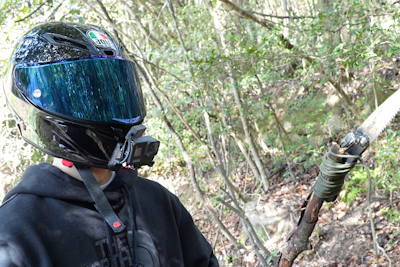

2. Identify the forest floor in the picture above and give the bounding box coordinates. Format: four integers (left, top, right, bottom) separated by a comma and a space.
265, 171, 400, 267
152, 161, 400, 267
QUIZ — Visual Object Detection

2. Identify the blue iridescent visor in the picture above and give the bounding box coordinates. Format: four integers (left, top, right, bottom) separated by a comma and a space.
14, 58, 145, 123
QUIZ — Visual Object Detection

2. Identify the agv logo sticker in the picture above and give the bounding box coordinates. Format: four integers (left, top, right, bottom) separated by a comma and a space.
86, 30, 114, 48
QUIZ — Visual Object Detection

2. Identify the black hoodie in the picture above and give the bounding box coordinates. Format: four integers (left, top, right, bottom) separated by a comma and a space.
0, 163, 219, 267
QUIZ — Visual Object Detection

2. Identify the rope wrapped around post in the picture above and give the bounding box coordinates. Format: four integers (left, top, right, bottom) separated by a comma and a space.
276, 144, 361, 266
313, 148, 360, 201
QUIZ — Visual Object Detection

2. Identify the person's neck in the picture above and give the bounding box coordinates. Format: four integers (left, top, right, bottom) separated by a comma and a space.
52, 158, 112, 186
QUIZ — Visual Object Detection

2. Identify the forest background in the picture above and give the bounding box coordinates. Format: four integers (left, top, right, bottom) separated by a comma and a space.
1, 0, 400, 266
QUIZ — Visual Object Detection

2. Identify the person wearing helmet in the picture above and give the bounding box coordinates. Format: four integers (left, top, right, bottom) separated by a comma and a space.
0, 22, 219, 267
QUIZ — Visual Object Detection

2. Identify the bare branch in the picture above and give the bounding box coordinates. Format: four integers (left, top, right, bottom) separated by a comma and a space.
218, 0, 293, 50
120, 0, 163, 48
166, 0, 193, 76
137, 0, 178, 42
16, 0, 50, 23
218, 0, 274, 30
46, 1, 64, 21
252, 11, 315, 19
94, 0, 120, 39
137, 0, 158, 17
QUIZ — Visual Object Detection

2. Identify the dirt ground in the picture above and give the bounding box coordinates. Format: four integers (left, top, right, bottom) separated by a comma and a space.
260, 176, 399, 267
277, 175, 400, 267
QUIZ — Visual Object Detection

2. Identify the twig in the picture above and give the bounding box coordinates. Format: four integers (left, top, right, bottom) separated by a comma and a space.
119, 0, 162, 48
137, 0, 178, 42
252, 11, 315, 19
94, 0, 120, 39
230, 133, 261, 184
364, 159, 379, 264
218, 197, 270, 265
275, 114, 296, 182
166, 0, 193, 77
146, 2, 168, 44
254, 74, 294, 182
212, 228, 220, 250
46, 1, 63, 21
16, 0, 50, 22
242, 218, 268, 267
377, 240, 392, 267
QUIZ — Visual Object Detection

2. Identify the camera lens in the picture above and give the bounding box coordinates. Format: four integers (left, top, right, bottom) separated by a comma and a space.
146, 142, 159, 157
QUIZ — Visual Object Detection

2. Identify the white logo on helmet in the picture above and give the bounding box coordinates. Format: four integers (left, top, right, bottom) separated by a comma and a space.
86, 30, 114, 48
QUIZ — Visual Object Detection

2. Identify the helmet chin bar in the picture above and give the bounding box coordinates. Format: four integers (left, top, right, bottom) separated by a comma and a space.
108, 125, 160, 171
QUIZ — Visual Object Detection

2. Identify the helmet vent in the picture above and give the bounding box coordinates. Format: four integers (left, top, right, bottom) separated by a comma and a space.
51, 36, 88, 50
103, 50, 115, 56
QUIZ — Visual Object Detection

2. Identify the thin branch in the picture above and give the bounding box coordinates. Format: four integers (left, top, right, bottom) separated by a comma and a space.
166, 0, 193, 76
16, 0, 50, 22
230, 133, 261, 182
120, 0, 163, 48
128, 33, 216, 164
218, 0, 273, 29
218, 197, 270, 266
137, 57, 186, 83
210, 5, 270, 190
252, 11, 315, 19
137, 0, 178, 42
327, 22, 364, 33
94, 0, 120, 39
218, 0, 293, 50
204, 112, 241, 206
255, 75, 295, 182
137, 0, 158, 16
46, 1, 63, 21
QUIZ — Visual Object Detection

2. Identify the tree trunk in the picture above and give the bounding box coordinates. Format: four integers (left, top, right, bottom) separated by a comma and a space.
209, 4, 270, 190
204, 112, 271, 266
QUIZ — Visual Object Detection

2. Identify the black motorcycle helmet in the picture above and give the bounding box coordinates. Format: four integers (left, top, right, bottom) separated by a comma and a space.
3, 22, 149, 168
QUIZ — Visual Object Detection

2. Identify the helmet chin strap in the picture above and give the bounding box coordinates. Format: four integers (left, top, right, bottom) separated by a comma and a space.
75, 163, 125, 233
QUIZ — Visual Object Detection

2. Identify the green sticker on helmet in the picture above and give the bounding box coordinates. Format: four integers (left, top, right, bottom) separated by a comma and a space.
86, 30, 114, 48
